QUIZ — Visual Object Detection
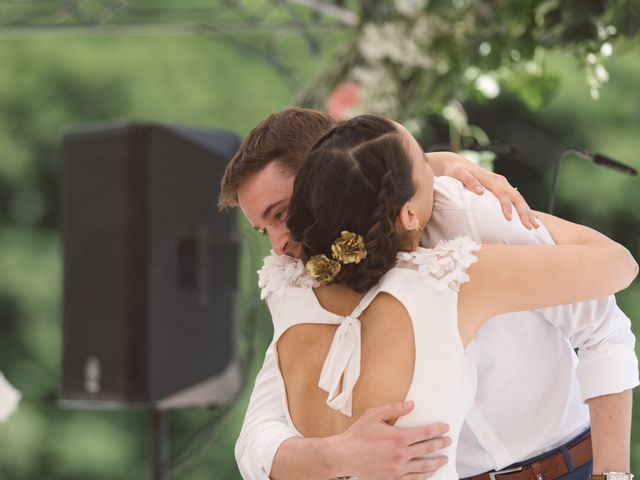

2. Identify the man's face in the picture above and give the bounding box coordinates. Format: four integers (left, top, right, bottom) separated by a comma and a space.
237, 161, 302, 258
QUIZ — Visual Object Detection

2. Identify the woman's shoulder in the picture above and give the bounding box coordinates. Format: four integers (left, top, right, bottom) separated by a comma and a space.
393, 236, 480, 292
257, 252, 319, 300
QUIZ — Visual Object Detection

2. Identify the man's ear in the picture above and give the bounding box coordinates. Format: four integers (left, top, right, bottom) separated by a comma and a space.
396, 201, 418, 232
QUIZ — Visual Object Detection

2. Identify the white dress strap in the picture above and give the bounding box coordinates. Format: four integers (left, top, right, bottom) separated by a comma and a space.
317, 286, 380, 417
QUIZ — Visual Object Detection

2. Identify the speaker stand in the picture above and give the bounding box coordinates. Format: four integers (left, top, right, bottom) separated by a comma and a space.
151, 409, 170, 480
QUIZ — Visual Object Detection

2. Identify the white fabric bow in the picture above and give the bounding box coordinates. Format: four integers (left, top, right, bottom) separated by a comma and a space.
318, 316, 361, 417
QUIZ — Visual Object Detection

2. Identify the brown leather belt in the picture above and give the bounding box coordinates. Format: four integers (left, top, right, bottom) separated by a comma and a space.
469, 432, 592, 480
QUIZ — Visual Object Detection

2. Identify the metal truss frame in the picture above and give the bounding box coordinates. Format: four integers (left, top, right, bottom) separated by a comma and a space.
0, 1, 360, 88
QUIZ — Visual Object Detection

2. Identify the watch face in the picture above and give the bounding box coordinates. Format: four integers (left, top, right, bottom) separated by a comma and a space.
606, 473, 634, 480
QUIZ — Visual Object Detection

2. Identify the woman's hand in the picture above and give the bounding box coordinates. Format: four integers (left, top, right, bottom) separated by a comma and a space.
426, 152, 539, 229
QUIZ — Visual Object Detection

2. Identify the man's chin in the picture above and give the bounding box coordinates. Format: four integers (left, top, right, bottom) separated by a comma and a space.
285, 246, 302, 259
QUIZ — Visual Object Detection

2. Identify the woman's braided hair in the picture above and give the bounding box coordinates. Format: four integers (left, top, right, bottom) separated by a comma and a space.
287, 115, 416, 292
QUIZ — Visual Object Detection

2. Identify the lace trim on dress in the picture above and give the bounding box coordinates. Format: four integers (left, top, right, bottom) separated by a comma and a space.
257, 252, 319, 300
396, 236, 480, 292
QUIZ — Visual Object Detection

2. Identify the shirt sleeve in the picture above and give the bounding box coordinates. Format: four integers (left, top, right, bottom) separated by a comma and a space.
235, 343, 301, 480
465, 187, 639, 401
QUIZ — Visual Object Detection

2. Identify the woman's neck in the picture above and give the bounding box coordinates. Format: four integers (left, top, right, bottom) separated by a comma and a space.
313, 283, 366, 317
398, 231, 421, 253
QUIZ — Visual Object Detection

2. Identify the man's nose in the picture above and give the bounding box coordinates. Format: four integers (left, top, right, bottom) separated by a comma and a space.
269, 228, 292, 256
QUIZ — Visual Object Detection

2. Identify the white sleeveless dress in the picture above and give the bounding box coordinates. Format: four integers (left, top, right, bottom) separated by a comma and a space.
258, 237, 481, 480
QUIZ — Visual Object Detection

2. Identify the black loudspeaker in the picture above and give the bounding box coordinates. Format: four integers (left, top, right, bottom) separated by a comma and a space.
60, 122, 241, 409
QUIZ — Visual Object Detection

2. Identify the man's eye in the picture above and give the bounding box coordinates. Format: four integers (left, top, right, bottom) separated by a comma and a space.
257, 228, 267, 236
274, 208, 287, 222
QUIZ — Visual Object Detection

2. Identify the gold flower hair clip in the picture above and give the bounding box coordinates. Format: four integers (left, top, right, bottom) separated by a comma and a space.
305, 231, 368, 284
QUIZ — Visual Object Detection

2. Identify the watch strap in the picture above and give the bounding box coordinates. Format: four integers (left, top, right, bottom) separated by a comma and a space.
590, 474, 634, 480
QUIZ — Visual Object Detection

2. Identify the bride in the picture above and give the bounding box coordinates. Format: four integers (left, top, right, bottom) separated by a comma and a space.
256, 114, 637, 479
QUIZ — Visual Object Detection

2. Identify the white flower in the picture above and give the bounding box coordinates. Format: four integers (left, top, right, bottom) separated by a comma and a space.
475, 74, 500, 99
0, 372, 21, 422
351, 66, 401, 117
442, 100, 469, 133
394, 0, 428, 17
397, 237, 480, 292
358, 20, 435, 69
257, 252, 319, 300
353, 16, 449, 117
478, 41, 492, 56
595, 64, 609, 82
525, 60, 541, 75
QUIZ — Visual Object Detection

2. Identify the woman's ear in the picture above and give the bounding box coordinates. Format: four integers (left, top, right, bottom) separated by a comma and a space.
396, 201, 418, 232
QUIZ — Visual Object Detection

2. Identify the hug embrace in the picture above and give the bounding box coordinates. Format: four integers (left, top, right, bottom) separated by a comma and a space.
219, 109, 639, 480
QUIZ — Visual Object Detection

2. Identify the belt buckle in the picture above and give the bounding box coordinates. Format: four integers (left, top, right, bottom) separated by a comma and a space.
489, 466, 524, 480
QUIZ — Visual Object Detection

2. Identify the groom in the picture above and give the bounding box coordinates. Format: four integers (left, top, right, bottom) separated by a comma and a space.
220, 108, 638, 480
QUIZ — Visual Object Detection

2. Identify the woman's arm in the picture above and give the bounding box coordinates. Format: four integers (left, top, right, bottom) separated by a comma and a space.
458, 212, 638, 344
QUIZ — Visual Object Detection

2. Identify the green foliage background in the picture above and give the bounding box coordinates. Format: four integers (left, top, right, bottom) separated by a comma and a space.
0, 28, 638, 480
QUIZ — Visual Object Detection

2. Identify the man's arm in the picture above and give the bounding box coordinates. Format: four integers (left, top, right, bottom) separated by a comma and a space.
237, 345, 451, 480
235, 343, 300, 480
589, 390, 632, 473
465, 189, 638, 472
535, 295, 637, 473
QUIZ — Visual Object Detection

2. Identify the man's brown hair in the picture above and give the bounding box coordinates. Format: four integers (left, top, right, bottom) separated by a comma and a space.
218, 107, 336, 209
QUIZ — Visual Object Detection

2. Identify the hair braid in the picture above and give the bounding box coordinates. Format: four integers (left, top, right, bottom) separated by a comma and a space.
338, 170, 402, 292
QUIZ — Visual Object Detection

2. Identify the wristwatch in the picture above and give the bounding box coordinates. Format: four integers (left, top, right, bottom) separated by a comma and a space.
590, 473, 634, 480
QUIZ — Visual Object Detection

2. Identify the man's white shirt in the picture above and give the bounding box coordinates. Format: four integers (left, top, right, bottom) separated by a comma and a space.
235, 177, 639, 479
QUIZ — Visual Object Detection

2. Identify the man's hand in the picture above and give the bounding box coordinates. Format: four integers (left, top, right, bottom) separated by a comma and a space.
269, 403, 449, 480
331, 401, 451, 480
426, 152, 539, 229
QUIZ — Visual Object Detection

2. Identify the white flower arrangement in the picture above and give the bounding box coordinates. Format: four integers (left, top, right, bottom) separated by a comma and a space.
0, 371, 21, 422
358, 19, 435, 69
353, 15, 442, 118
300, 1, 625, 129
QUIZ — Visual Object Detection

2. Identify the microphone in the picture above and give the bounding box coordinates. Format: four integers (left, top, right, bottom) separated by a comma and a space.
592, 153, 638, 176
549, 148, 637, 213
563, 148, 637, 175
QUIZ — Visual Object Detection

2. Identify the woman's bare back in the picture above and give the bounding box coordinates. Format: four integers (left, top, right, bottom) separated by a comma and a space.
277, 285, 415, 437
